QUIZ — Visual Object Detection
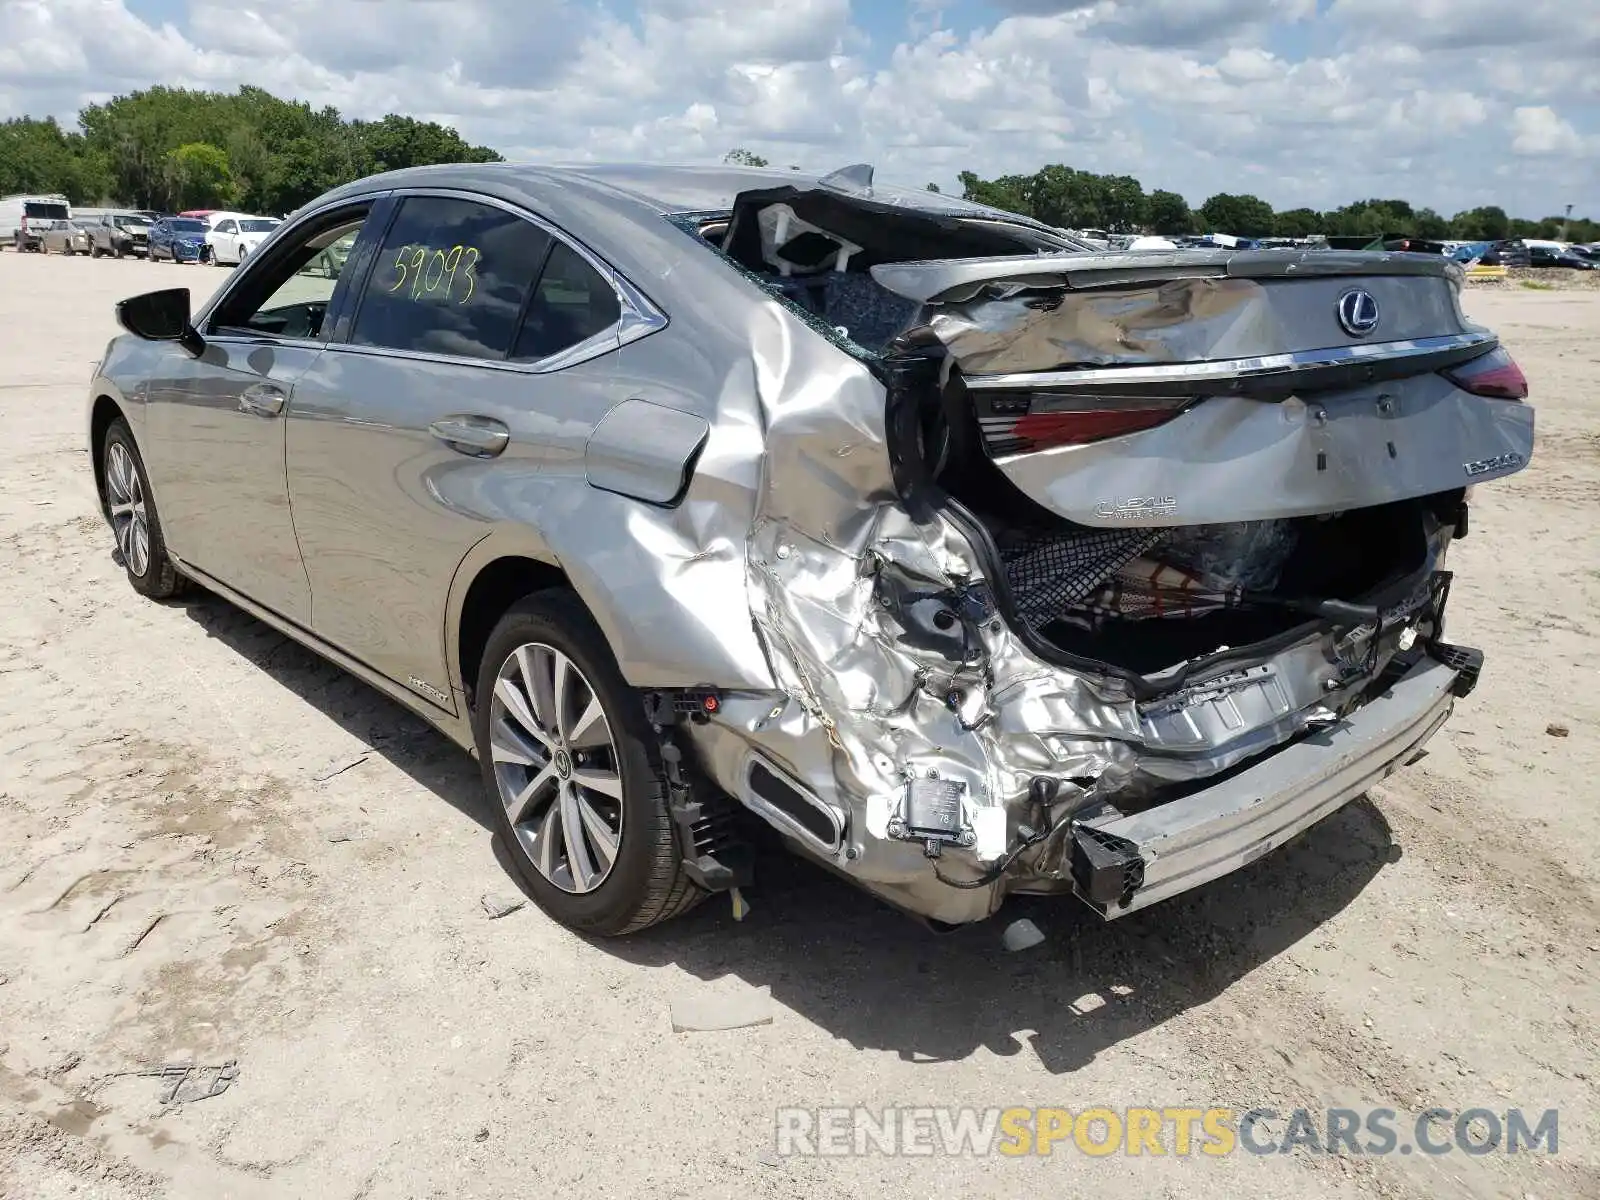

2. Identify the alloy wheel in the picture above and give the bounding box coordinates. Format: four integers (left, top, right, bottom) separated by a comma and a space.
105, 441, 150, 578
488, 642, 625, 894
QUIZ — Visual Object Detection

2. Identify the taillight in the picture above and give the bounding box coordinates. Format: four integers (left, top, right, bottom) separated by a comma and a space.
978, 392, 1188, 454
1443, 346, 1528, 400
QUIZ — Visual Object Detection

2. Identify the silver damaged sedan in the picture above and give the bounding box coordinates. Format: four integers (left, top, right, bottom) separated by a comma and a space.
88, 163, 1534, 933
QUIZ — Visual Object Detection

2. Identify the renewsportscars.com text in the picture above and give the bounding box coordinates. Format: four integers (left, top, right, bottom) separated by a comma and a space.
774, 1106, 1559, 1158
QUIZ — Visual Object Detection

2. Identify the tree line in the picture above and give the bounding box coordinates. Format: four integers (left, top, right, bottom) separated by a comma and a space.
0, 86, 500, 215
955, 165, 1598, 244
729, 149, 1596, 243
4, 91, 1590, 244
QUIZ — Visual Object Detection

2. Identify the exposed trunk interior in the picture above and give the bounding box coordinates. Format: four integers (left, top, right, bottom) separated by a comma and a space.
920, 380, 1460, 678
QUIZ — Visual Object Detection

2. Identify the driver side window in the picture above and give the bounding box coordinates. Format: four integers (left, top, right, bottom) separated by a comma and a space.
209, 208, 370, 342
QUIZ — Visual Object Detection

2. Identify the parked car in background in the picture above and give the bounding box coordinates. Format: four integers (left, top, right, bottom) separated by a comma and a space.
205, 213, 282, 265
88, 163, 1533, 937
40, 218, 93, 255
1479, 240, 1531, 267
0, 193, 71, 250
89, 213, 153, 258
1380, 236, 1449, 255
147, 217, 208, 263
1528, 244, 1597, 270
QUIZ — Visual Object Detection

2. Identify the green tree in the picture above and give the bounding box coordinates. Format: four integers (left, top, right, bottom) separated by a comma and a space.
356, 114, 501, 174
1146, 189, 1192, 235
72, 85, 500, 213
1099, 174, 1147, 233
1027, 165, 1110, 229
1451, 206, 1510, 241
0, 117, 111, 202
1412, 208, 1450, 239
1198, 193, 1276, 238
164, 142, 235, 209
925, 182, 940, 193
958, 170, 1031, 216
1273, 207, 1323, 238
724, 148, 769, 167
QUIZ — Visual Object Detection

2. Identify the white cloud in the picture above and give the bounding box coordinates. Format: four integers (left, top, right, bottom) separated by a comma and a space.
1510, 106, 1585, 157
0, 0, 1596, 216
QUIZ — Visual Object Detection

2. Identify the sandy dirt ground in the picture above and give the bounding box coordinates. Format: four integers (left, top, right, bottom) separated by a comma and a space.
0, 251, 1596, 1199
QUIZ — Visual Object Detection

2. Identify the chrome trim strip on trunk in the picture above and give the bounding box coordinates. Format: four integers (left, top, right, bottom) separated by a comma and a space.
963, 331, 1497, 392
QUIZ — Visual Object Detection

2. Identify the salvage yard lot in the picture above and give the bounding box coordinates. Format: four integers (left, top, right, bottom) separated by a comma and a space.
0, 252, 1597, 1199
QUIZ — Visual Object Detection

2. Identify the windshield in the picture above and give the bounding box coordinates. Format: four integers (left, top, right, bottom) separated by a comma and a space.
169, 219, 205, 233
240, 219, 279, 233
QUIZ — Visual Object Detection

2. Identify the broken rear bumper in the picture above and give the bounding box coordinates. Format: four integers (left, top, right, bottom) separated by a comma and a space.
1073, 652, 1466, 917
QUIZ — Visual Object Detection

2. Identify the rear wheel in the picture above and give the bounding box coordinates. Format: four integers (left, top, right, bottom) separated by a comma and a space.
473, 592, 703, 935
102, 420, 183, 599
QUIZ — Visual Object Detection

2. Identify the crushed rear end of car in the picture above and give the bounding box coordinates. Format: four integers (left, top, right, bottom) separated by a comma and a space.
673, 176, 1533, 925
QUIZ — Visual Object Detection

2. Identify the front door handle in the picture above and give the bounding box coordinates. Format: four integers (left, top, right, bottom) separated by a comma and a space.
430, 416, 510, 458
239, 383, 286, 417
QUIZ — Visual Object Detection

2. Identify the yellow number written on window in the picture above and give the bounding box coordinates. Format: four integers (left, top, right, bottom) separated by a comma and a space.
386, 244, 480, 303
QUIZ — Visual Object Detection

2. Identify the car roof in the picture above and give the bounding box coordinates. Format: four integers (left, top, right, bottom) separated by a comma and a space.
294, 162, 1077, 316
310, 161, 1057, 231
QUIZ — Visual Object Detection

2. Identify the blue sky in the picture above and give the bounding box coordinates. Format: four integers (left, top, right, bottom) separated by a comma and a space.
5, 0, 1598, 217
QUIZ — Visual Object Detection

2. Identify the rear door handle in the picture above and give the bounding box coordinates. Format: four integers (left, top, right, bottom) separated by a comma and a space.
239, 383, 286, 417
430, 416, 510, 458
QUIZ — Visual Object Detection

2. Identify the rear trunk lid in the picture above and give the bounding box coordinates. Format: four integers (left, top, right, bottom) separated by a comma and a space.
874, 249, 1533, 527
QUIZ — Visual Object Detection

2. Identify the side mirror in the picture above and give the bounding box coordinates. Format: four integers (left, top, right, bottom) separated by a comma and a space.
117, 288, 204, 356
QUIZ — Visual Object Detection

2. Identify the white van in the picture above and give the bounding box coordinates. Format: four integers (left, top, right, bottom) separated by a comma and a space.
0, 194, 72, 250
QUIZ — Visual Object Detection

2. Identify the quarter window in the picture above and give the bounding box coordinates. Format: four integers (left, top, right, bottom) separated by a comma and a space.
511, 241, 622, 361
349, 197, 553, 361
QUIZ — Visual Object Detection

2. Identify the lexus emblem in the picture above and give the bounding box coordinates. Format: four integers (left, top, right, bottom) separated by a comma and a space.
1337, 288, 1380, 337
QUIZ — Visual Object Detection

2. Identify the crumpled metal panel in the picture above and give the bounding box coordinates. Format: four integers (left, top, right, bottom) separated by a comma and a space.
920, 274, 1468, 375
674, 290, 1450, 923
991, 375, 1534, 528
870, 247, 1463, 305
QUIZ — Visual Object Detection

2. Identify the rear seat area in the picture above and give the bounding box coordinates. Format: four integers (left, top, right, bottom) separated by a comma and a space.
770, 272, 922, 351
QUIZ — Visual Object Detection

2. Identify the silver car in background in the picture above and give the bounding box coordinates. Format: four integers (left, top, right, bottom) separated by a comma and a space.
88, 163, 1533, 935
40, 218, 93, 255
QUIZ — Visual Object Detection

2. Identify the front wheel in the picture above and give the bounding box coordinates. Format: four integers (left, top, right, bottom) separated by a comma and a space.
472, 592, 704, 935
101, 420, 183, 599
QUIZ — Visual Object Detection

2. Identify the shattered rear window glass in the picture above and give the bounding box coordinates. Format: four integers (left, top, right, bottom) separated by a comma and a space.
666, 211, 890, 363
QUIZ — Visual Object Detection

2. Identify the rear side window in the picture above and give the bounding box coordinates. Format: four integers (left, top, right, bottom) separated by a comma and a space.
511, 242, 622, 361
350, 197, 552, 361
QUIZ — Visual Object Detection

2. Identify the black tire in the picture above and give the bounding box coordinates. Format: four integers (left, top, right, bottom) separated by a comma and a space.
101, 419, 184, 600
473, 591, 704, 935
